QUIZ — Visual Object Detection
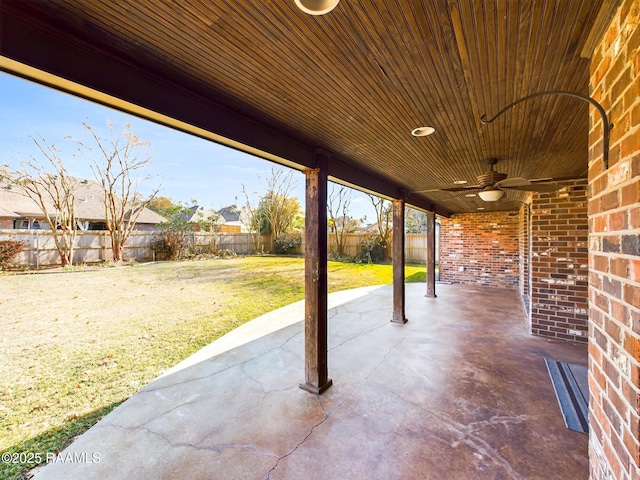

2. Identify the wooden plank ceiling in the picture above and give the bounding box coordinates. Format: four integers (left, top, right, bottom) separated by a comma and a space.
0, 0, 603, 214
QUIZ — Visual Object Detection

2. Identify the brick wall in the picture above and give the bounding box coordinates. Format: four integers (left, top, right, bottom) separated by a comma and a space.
439, 212, 519, 289
530, 180, 589, 343
0, 218, 13, 229
588, 1, 640, 478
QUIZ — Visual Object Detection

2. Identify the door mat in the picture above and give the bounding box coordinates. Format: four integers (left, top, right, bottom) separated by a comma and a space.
544, 358, 589, 435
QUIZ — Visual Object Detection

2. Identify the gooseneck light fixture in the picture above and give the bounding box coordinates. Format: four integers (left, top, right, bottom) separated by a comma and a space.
480, 90, 613, 169
295, 0, 340, 15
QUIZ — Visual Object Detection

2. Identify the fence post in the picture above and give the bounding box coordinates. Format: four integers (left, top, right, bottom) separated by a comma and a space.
35, 230, 40, 269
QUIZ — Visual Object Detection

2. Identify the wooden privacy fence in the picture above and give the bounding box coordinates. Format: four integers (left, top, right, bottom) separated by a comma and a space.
0, 230, 271, 267
326, 233, 439, 263
0, 230, 438, 267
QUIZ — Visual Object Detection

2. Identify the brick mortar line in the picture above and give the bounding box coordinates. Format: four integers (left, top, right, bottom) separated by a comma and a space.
589, 292, 640, 316
587, 168, 639, 186
588, 227, 640, 234
590, 275, 640, 289
590, 271, 640, 288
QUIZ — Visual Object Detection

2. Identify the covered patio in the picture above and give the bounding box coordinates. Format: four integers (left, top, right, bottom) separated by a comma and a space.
2, 1, 638, 477
35, 283, 587, 479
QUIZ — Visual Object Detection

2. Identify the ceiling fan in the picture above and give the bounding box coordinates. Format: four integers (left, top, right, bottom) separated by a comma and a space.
415, 159, 582, 202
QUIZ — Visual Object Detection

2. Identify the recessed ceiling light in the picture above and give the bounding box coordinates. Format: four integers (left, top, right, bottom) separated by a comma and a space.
294, 0, 340, 15
477, 207, 485, 210
454, 180, 468, 185
465, 193, 476, 197
411, 126, 435, 137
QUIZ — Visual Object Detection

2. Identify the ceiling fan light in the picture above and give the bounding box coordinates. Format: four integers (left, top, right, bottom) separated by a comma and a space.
478, 188, 504, 202
294, 0, 340, 15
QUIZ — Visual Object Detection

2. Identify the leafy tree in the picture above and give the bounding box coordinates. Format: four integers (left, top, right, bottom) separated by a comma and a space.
147, 196, 175, 219
327, 184, 360, 256
80, 122, 160, 263
10, 135, 78, 266
256, 166, 302, 251
368, 194, 392, 261
258, 194, 302, 236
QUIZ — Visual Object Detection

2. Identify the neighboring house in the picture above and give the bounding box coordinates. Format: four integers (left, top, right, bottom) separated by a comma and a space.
216, 205, 245, 233
179, 204, 250, 233
361, 222, 388, 234
0, 177, 166, 231
177, 205, 222, 232
330, 215, 364, 233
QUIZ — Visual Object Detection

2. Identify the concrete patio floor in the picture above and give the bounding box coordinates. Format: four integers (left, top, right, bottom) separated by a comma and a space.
35, 283, 588, 479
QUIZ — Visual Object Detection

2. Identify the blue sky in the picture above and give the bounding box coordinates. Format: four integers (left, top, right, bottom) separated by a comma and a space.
0, 71, 374, 219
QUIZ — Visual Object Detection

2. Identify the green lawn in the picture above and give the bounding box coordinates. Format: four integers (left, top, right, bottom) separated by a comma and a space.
0, 256, 427, 479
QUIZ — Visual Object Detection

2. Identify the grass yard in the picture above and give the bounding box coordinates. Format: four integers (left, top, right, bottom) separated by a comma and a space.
0, 256, 426, 479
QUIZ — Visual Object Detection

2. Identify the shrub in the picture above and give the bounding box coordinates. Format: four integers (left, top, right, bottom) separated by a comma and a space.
215, 249, 237, 258
0, 240, 24, 270
328, 252, 355, 263
150, 232, 187, 260
274, 233, 302, 254
355, 235, 385, 264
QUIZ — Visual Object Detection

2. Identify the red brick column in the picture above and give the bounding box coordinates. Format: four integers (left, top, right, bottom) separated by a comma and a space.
588, 2, 640, 478
530, 180, 589, 343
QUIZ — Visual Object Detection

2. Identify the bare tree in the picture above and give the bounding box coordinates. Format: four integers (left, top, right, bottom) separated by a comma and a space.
240, 184, 263, 252
81, 122, 160, 263
405, 207, 428, 233
11, 135, 78, 266
257, 166, 301, 251
0, 163, 10, 181
327, 183, 360, 257
368, 194, 393, 261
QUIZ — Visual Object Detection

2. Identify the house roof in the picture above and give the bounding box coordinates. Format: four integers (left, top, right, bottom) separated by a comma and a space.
0, 1, 605, 214
0, 177, 166, 224
178, 205, 219, 224
0, 203, 20, 218
216, 205, 241, 223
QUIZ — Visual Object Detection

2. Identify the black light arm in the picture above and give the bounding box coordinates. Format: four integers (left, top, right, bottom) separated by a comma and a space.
480, 90, 613, 169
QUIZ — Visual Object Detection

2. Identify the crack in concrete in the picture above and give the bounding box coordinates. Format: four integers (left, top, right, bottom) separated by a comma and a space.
265, 336, 407, 479
264, 409, 329, 480
107, 423, 280, 462
240, 361, 302, 394
325, 335, 407, 414
328, 318, 391, 352
105, 331, 303, 431
142, 329, 302, 394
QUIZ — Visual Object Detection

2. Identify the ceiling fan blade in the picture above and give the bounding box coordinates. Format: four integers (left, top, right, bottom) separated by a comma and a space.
528, 176, 587, 183
413, 185, 482, 193
439, 186, 483, 192
504, 183, 565, 193
495, 177, 531, 187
